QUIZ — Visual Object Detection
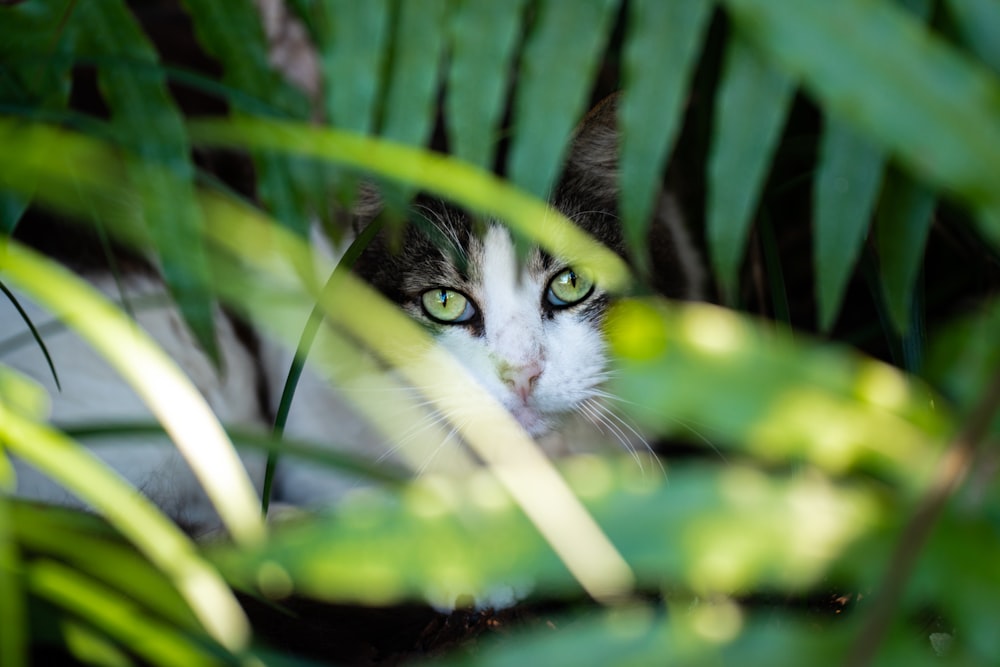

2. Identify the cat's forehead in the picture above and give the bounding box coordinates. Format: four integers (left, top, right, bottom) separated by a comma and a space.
405, 201, 551, 288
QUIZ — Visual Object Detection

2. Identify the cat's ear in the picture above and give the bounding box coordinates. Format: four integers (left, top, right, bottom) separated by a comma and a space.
559, 92, 706, 300
346, 181, 384, 233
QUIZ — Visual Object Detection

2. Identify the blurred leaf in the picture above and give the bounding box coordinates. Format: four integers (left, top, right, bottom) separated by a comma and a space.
28, 560, 224, 666
507, 0, 620, 199
379, 0, 447, 147
607, 299, 951, 488
445, 0, 528, 170
945, 0, 1000, 74
314, 0, 391, 134
190, 117, 632, 290
0, 239, 264, 548
0, 0, 76, 109
620, 0, 713, 275
925, 297, 1000, 434
707, 30, 794, 305
211, 462, 884, 606
70, 0, 219, 362
0, 193, 28, 234
12, 502, 200, 635
181, 0, 317, 239
722, 0, 1000, 249
0, 405, 250, 652
0, 494, 26, 667
874, 167, 936, 335
814, 117, 885, 331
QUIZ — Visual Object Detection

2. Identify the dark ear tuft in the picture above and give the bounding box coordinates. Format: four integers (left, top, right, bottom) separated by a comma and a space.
559, 92, 622, 206
558, 92, 706, 300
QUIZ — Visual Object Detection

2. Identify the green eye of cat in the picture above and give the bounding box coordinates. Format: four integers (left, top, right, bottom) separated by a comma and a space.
546, 267, 594, 308
420, 288, 476, 323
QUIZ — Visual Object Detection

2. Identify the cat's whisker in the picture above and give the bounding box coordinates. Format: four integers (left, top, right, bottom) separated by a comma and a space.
575, 399, 646, 472
587, 399, 667, 478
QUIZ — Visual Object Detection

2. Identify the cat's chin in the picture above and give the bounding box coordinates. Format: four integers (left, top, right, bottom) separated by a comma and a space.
509, 404, 554, 438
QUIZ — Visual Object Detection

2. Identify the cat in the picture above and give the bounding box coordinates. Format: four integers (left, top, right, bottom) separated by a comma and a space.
0, 94, 703, 536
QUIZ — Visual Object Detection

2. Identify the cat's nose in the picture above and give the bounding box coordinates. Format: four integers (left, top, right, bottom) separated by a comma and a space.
500, 360, 543, 402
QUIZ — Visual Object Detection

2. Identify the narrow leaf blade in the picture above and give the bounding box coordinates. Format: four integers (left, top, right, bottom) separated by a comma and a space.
707, 31, 794, 304
446, 0, 528, 170
507, 0, 621, 199
814, 117, 885, 331
620, 0, 713, 275
875, 168, 936, 335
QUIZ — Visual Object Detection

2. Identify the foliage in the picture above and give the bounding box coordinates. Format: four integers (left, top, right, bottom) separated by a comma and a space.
1, 0, 999, 665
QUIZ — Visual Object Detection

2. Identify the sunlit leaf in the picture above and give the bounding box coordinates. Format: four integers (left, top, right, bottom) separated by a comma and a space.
28, 560, 225, 666
0, 239, 264, 549
70, 0, 218, 362
620, 0, 713, 274
707, 30, 794, 305
607, 298, 951, 489
506, 0, 620, 199
722, 0, 1000, 249
814, 116, 885, 331
0, 480, 25, 667
211, 462, 883, 606
445, 0, 528, 170
189, 117, 631, 290
874, 167, 936, 335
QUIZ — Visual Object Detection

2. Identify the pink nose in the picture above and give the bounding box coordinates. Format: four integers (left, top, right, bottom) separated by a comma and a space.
500, 361, 543, 402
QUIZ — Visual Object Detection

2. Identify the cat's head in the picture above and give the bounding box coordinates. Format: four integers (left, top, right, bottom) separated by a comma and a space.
352, 95, 703, 438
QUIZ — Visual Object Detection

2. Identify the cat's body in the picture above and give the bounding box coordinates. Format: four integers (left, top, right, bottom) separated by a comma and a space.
2, 96, 703, 535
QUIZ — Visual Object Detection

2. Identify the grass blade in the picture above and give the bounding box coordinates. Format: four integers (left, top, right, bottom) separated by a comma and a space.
945, 0, 1000, 74
507, 0, 620, 199
707, 30, 794, 305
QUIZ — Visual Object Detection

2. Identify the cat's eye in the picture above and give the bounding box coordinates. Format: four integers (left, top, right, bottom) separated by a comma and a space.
546, 267, 594, 308
421, 288, 476, 323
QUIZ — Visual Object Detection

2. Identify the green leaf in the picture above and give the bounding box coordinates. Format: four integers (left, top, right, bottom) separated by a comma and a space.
314, 0, 391, 134
620, 0, 713, 275
945, 0, 1000, 74
28, 560, 224, 666
925, 297, 1000, 434
211, 462, 884, 605
813, 116, 886, 331
445, 0, 528, 170
180, 0, 317, 239
707, 30, 794, 305
507, 0, 620, 199
379, 0, 448, 147
721, 0, 1000, 250
607, 299, 951, 488
0, 193, 28, 234
0, 497, 26, 667
70, 0, 218, 362
874, 167, 936, 335
0, 239, 265, 548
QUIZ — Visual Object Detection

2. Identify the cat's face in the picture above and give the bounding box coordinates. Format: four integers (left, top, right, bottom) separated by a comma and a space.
386, 210, 612, 437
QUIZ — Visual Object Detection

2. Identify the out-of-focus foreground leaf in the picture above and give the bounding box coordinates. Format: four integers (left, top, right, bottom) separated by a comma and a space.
69, 1, 219, 362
